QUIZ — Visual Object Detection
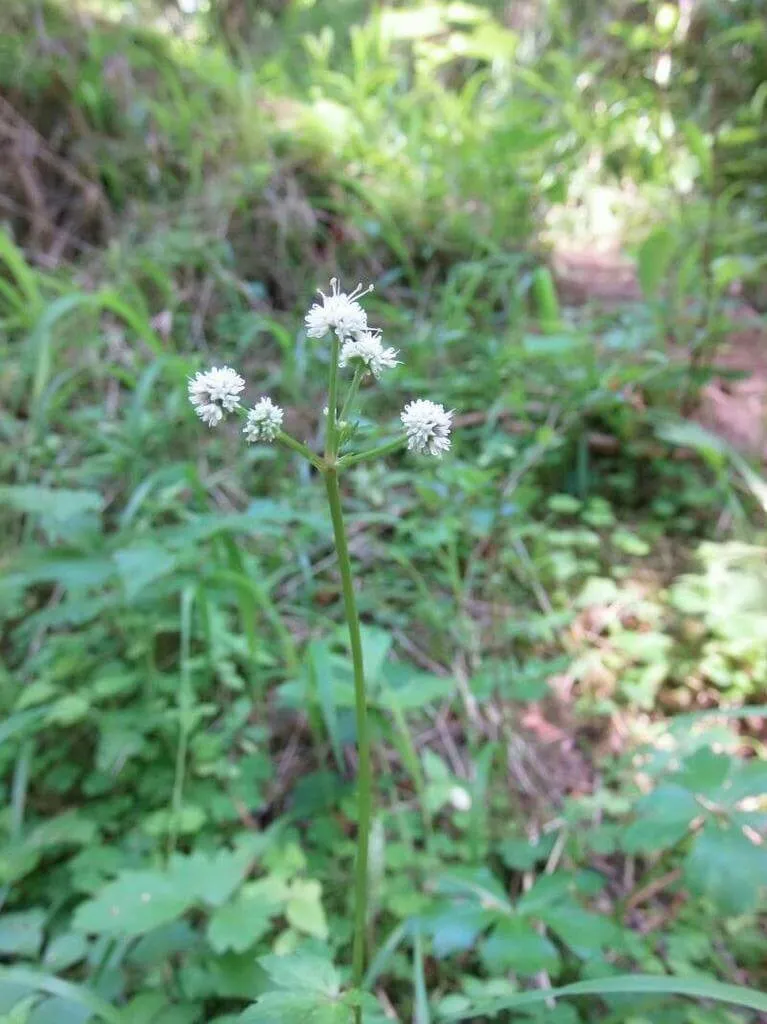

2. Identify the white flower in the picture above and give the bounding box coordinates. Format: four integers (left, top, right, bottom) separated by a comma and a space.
401, 399, 453, 457
305, 278, 373, 340
339, 330, 399, 378
188, 366, 245, 426
243, 397, 284, 443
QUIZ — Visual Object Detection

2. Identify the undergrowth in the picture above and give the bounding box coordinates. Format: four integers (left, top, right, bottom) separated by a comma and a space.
0, 1, 766, 1021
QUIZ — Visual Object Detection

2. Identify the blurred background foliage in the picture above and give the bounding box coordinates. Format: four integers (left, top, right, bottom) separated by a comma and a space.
0, 0, 766, 1021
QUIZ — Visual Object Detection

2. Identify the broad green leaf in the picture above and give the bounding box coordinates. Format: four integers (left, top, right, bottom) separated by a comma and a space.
207, 900, 272, 954
239, 993, 350, 1024
259, 954, 340, 997
684, 824, 767, 914
73, 870, 193, 937
27, 998, 91, 1024
0, 970, 122, 1024
441, 973, 767, 1020
637, 227, 676, 299
428, 905, 490, 958
43, 935, 88, 972
286, 880, 328, 939
0, 912, 46, 958
167, 847, 259, 908
0, 487, 102, 525
516, 874, 571, 914
539, 905, 620, 955
677, 749, 731, 796
622, 784, 699, 853
113, 544, 179, 602
479, 919, 560, 975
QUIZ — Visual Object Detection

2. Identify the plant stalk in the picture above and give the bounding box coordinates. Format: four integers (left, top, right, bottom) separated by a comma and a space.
324, 466, 372, 1011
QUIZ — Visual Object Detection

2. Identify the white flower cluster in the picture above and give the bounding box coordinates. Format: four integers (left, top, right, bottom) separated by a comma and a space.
188, 365, 284, 444
339, 330, 399, 379
188, 366, 245, 427
305, 278, 373, 341
244, 397, 283, 443
304, 277, 452, 457
189, 279, 454, 458
401, 399, 453, 457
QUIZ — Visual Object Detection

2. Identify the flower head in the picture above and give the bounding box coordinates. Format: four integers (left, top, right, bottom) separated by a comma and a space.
305, 278, 373, 340
188, 366, 245, 426
339, 330, 399, 378
401, 399, 453, 457
243, 397, 284, 443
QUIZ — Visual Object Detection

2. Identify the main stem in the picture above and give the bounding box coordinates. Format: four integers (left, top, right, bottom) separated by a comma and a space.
324, 467, 372, 1006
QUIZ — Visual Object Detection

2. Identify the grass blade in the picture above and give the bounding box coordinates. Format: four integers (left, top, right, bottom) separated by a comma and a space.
441, 974, 767, 1020
0, 967, 124, 1023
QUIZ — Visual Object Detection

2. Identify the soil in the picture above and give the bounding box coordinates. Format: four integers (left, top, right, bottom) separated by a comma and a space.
553, 246, 767, 460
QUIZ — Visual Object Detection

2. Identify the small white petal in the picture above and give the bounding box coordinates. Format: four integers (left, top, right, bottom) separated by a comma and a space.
197, 402, 224, 427
339, 330, 399, 379
244, 397, 284, 443
188, 366, 245, 426
304, 277, 373, 340
401, 399, 453, 457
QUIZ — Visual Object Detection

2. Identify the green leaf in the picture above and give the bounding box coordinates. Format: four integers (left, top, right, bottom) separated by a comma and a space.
516, 874, 571, 914
539, 905, 620, 955
239, 993, 350, 1024
113, 544, 179, 602
621, 784, 699, 853
285, 880, 328, 939
684, 824, 767, 914
637, 227, 676, 299
27, 998, 92, 1024
479, 919, 560, 975
440, 973, 767, 1020
0, 487, 102, 528
259, 954, 340, 997
0, 969, 122, 1024
43, 935, 89, 972
428, 905, 490, 958
207, 900, 272, 954
677, 749, 731, 796
73, 870, 193, 937
0, 911, 46, 958
413, 932, 430, 1024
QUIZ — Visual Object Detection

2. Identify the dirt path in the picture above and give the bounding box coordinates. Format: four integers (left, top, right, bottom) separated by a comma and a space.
553, 247, 767, 459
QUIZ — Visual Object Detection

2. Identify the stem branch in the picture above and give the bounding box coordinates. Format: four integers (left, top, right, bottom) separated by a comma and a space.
338, 435, 407, 468
325, 334, 341, 457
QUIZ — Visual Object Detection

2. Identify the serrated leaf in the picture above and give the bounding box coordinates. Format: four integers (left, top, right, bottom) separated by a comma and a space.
285, 880, 328, 940
427, 905, 490, 958
516, 874, 571, 914
480, 919, 560, 975
539, 905, 620, 955
239, 992, 350, 1024
259, 954, 340, 997
622, 784, 700, 853
677, 749, 731, 797
73, 870, 193, 937
207, 900, 272, 954
684, 824, 767, 914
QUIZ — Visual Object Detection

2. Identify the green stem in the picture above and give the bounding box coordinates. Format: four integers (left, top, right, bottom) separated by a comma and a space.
339, 367, 364, 425
338, 435, 407, 468
277, 431, 323, 471
324, 467, 372, 1008
325, 334, 341, 457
